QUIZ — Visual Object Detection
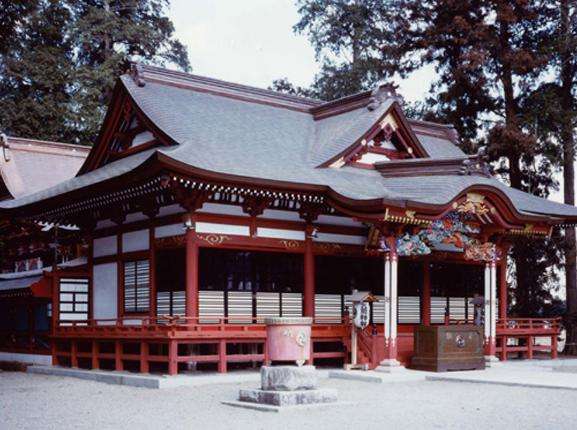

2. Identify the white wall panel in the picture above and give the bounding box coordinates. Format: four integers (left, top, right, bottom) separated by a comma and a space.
158, 204, 184, 217
93, 263, 118, 320
260, 209, 302, 221
125, 212, 148, 224
196, 222, 250, 236
316, 214, 364, 227
122, 229, 149, 252
313, 232, 365, 245
155, 223, 183, 238
93, 236, 117, 257
256, 228, 305, 241
199, 203, 245, 216
95, 220, 116, 230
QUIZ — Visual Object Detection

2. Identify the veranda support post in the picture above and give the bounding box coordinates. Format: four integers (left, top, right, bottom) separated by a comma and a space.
376, 235, 404, 372
484, 260, 498, 363
421, 260, 431, 326
303, 224, 315, 318
185, 216, 199, 319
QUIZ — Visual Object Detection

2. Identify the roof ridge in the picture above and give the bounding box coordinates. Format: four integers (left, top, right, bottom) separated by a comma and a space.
133, 63, 323, 108
5, 136, 90, 152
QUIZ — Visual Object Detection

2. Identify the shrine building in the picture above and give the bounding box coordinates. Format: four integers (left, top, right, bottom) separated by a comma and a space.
0, 136, 89, 360
0, 64, 575, 373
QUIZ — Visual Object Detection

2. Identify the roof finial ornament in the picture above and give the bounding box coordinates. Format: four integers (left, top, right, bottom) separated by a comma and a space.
459, 145, 492, 177
367, 81, 401, 111
0, 133, 11, 162
129, 62, 146, 87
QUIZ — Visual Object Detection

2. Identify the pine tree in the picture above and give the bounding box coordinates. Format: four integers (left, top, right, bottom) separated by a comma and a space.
273, 0, 400, 100
0, 1, 76, 142
0, 0, 190, 144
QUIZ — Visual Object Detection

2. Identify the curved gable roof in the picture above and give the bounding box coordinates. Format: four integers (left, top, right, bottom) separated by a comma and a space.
0, 136, 89, 200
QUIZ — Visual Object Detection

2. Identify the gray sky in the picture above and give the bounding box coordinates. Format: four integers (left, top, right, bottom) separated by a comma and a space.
168, 0, 434, 103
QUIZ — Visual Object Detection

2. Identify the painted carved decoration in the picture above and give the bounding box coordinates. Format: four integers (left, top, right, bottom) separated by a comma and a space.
279, 240, 300, 249
396, 213, 479, 256
198, 234, 230, 246
463, 242, 501, 262
395, 211, 501, 261
282, 328, 309, 351
455, 193, 490, 217
155, 235, 186, 249
314, 243, 343, 254
396, 232, 431, 256
453, 193, 491, 223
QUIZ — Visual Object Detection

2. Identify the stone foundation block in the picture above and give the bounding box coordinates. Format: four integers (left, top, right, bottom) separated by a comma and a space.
260, 365, 317, 391
239, 388, 337, 406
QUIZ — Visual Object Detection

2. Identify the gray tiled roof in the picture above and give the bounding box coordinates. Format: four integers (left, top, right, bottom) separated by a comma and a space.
415, 134, 465, 158
2, 70, 577, 221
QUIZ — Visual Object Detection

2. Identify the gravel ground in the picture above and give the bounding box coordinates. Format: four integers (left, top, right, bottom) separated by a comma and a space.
1, 371, 577, 430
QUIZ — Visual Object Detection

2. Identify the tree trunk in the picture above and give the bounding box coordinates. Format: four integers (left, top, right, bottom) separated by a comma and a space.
560, 0, 577, 355
497, 13, 532, 317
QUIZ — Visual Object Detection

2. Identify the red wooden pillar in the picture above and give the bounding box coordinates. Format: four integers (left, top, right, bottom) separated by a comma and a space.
140, 341, 149, 373
499, 259, 508, 322
421, 260, 431, 326
218, 339, 227, 373
149, 227, 157, 319
551, 334, 558, 359
51, 273, 59, 333
115, 340, 123, 371
303, 224, 315, 319
70, 340, 78, 368
91, 341, 99, 370
185, 223, 199, 320
168, 341, 178, 375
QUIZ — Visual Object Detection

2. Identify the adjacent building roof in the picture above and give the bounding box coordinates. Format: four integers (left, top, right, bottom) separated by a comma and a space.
1, 64, 576, 224
0, 135, 89, 200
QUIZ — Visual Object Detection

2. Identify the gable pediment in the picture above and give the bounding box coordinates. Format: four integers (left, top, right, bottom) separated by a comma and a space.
323, 103, 428, 169
78, 81, 175, 175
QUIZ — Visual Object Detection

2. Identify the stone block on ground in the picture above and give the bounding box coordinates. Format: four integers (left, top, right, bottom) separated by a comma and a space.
239, 388, 337, 406
260, 365, 317, 391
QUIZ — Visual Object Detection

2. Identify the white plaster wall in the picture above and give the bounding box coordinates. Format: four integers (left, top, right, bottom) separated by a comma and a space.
260, 209, 302, 221
158, 204, 184, 217
93, 263, 118, 320
256, 228, 305, 241
93, 236, 117, 257
122, 229, 149, 252
95, 219, 116, 230
314, 232, 366, 245
198, 203, 245, 216
125, 212, 148, 224
196, 222, 250, 236
155, 223, 183, 238
316, 214, 364, 227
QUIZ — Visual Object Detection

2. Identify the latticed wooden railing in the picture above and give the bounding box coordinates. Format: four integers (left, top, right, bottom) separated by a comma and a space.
495, 317, 561, 360
51, 316, 350, 375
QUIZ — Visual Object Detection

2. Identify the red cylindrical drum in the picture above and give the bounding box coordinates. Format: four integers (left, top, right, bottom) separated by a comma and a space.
265, 317, 313, 365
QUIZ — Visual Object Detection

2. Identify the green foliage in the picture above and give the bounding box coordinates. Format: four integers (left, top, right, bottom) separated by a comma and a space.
0, 0, 190, 144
